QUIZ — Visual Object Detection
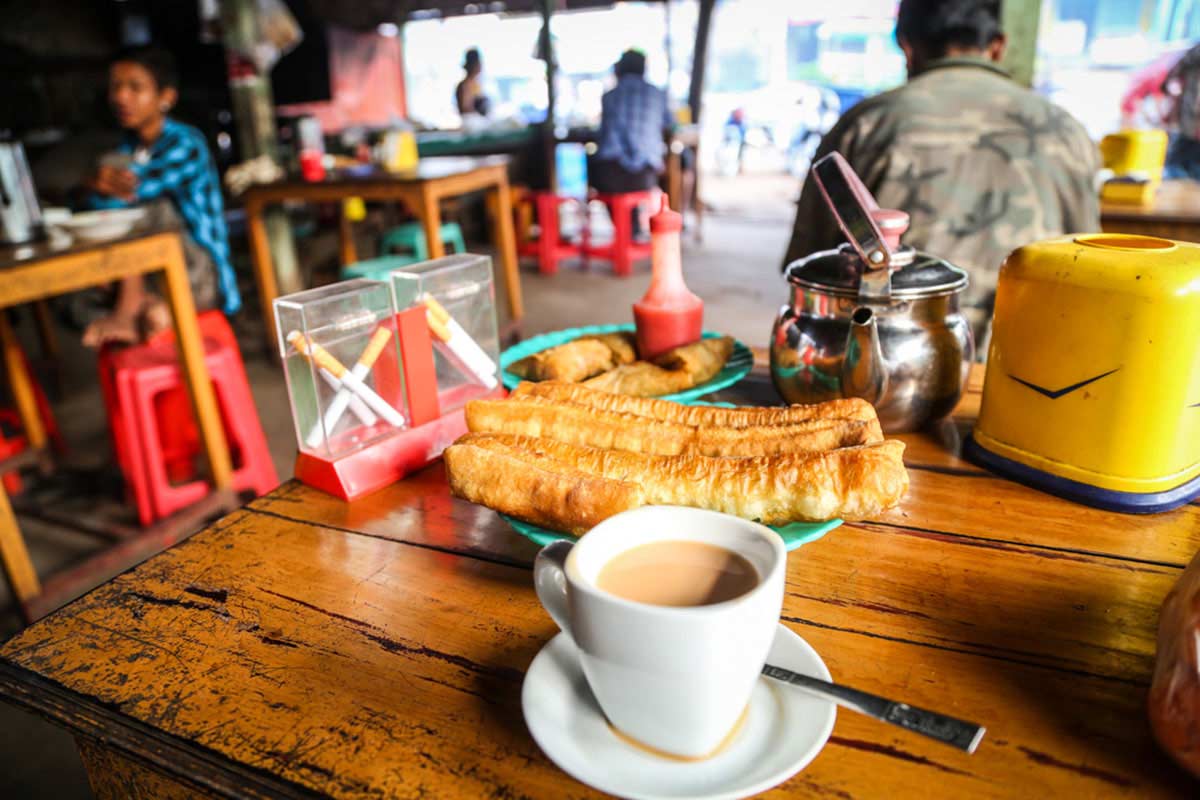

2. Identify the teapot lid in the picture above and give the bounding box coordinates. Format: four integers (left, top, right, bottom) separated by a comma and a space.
785, 244, 968, 299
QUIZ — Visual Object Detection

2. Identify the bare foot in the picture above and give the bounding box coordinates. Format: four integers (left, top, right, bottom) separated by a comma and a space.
82, 311, 140, 348
140, 297, 172, 341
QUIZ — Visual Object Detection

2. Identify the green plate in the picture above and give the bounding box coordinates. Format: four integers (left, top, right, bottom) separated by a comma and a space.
499, 324, 753, 402
501, 399, 843, 552
504, 514, 841, 552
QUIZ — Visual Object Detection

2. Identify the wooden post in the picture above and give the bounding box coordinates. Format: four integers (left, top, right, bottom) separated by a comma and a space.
1002, 0, 1043, 88
221, 0, 303, 296
688, 0, 716, 125
539, 0, 558, 193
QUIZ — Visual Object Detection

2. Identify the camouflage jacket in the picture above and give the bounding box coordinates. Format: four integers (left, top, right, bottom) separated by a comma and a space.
784, 57, 1101, 311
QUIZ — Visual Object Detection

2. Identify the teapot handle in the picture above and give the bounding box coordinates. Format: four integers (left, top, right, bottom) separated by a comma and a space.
812, 152, 892, 273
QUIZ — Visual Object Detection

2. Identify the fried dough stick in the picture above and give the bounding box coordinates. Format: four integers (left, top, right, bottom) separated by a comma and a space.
445, 433, 908, 529
465, 396, 877, 456
512, 380, 883, 439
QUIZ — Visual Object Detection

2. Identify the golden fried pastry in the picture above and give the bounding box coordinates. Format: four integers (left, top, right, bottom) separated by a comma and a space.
581, 336, 734, 397
593, 332, 638, 364
444, 441, 643, 536
508, 332, 637, 383
466, 395, 876, 456
446, 432, 908, 528
656, 336, 734, 381
582, 361, 694, 396
511, 381, 883, 439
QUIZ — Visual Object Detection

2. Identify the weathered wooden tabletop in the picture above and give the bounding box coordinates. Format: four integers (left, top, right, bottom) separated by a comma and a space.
1101, 178, 1200, 242
1, 366, 1197, 798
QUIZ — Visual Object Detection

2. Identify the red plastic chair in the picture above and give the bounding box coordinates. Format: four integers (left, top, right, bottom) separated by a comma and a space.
581, 190, 656, 276
517, 190, 583, 275
98, 311, 277, 526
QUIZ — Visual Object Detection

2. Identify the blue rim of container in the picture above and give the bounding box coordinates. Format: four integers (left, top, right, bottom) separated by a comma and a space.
498, 323, 753, 403
964, 434, 1200, 514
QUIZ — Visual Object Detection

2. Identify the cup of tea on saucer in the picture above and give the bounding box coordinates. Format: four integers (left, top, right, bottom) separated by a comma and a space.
533, 505, 786, 759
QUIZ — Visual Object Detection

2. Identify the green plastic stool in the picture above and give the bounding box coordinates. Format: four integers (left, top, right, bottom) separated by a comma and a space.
379, 221, 466, 260
340, 254, 425, 283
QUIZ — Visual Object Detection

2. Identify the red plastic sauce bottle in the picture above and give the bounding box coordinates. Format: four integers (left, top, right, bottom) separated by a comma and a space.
633, 196, 704, 359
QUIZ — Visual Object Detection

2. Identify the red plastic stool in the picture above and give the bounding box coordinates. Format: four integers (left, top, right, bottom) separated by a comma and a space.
582, 190, 656, 276
0, 349, 65, 494
0, 410, 27, 494
98, 312, 277, 526
517, 191, 583, 275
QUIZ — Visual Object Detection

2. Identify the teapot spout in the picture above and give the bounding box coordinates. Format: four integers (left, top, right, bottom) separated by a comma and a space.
842, 306, 887, 405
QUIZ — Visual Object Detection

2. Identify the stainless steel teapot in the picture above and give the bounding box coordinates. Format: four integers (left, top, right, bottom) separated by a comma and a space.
770, 153, 973, 432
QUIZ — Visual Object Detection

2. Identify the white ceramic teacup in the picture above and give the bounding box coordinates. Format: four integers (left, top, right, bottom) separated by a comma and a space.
533, 505, 786, 759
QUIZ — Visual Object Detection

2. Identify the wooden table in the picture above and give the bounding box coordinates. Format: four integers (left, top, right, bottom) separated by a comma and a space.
1, 365, 1197, 797
242, 156, 523, 351
0, 225, 232, 622
1101, 178, 1200, 241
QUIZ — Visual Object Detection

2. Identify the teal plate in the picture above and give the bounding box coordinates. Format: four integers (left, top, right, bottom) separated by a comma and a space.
501, 399, 843, 552
499, 323, 753, 403
504, 514, 841, 552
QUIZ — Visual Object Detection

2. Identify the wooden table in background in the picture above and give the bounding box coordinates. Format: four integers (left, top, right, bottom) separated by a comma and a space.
1101, 178, 1200, 241
0, 225, 232, 622
0, 364, 1196, 797
242, 156, 524, 352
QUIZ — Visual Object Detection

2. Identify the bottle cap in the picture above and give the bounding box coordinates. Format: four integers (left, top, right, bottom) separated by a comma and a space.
649, 194, 682, 234
871, 208, 909, 252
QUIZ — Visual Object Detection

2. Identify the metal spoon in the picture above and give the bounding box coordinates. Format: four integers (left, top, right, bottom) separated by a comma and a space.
762, 664, 986, 753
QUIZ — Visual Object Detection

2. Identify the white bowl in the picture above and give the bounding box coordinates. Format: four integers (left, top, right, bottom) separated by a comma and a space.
58, 208, 147, 241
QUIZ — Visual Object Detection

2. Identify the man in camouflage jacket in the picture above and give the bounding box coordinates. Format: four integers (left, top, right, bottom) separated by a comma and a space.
783, 0, 1100, 345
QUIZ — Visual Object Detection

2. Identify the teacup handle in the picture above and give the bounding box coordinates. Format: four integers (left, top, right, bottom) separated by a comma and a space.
534, 540, 574, 638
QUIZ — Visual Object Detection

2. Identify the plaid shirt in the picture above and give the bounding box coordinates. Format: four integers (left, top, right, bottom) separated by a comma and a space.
595, 75, 672, 173
92, 118, 241, 315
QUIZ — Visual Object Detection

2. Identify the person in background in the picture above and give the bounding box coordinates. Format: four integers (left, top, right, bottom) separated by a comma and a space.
592, 49, 672, 195
1120, 47, 1186, 129
76, 45, 239, 347
1161, 42, 1200, 180
782, 0, 1099, 347
455, 48, 490, 117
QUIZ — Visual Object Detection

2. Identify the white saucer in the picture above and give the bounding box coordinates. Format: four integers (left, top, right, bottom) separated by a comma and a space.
522, 624, 836, 800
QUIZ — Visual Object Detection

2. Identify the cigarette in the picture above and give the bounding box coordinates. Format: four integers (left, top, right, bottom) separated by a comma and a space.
422, 295, 498, 390
318, 370, 377, 425
305, 327, 394, 448
289, 331, 406, 429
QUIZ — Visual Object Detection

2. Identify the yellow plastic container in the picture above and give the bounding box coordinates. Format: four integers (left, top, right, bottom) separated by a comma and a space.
1099, 177, 1157, 207
1099, 129, 1168, 180
967, 233, 1200, 512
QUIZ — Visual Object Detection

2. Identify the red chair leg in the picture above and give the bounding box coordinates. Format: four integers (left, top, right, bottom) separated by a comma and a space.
611, 197, 633, 277
536, 193, 560, 276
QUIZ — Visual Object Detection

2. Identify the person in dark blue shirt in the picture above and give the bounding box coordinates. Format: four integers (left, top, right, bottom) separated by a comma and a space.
80, 46, 240, 347
591, 49, 673, 194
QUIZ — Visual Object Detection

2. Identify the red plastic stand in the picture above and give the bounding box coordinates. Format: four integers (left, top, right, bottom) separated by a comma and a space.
394, 306, 440, 425
294, 384, 505, 501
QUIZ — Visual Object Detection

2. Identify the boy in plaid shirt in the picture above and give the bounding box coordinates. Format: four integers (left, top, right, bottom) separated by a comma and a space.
80, 46, 239, 346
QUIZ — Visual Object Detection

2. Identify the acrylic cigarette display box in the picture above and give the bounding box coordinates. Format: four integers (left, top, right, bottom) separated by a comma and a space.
275, 257, 504, 502
389, 253, 503, 421
276, 279, 411, 499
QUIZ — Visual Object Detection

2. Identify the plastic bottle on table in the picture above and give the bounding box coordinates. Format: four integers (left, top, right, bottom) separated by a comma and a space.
633, 196, 704, 360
